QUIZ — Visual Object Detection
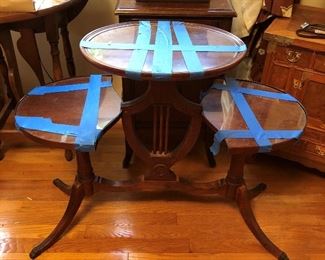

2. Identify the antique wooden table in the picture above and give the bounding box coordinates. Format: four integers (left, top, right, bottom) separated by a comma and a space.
80, 20, 245, 172
0, 0, 87, 158
77, 20, 305, 259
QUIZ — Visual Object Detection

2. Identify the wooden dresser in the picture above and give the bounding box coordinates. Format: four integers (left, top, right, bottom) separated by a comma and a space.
261, 5, 325, 172
115, 0, 236, 31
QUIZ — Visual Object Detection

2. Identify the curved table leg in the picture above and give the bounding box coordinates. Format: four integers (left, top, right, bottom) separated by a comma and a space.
236, 185, 288, 260
30, 151, 95, 258
248, 183, 267, 199
30, 179, 85, 259
53, 178, 72, 196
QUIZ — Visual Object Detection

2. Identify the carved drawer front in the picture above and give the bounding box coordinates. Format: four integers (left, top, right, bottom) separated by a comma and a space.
274, 45, 312, 68
294, 140, 325, 161
302, 127, 325, 144
313, 53, 325, 74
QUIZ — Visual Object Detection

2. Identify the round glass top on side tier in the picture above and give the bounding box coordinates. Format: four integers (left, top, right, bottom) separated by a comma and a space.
80, 21, 246, 81
201, 80, 307, 153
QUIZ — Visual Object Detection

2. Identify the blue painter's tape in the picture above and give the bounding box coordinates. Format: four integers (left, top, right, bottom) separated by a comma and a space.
80, 20, 246, 79
209, 130, 253, 155
79, 42, 247, 53
172, 21, 204, 78
264, 130, 303, 138
28, 80, 111, 96
152, 21, 173, 79
125, 21, 151, 79
211, 79, 297, 102
230, 87, 272, 148
75, 74, 102, 149
15, 74, 111, 151
209, 78, 304, 156
15, 116, 80, 136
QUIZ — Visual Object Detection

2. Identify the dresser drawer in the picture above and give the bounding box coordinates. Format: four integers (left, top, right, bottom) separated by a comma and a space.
275, 139, 325, 172
273, 45, 312, 68
313, 52, 325, 74
295, 139, 325, 158
302, 126, 325, 144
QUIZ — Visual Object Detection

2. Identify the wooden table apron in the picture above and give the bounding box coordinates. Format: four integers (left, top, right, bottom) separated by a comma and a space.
80, 20, 245, 180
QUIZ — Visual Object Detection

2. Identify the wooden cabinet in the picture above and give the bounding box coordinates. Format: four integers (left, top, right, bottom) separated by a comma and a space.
261, 5, 325, 172
115, 0, 235, 31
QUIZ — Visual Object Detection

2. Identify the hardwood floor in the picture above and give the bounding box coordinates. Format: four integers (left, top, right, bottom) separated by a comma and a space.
0, 122, 324, 260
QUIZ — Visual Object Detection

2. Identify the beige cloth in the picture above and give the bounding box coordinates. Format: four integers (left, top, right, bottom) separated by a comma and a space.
0, 0, 35, 12
231, 0, 263, 38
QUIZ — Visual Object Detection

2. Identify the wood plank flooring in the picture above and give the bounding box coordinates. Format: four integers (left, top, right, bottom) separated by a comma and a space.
0, 122, 324, 260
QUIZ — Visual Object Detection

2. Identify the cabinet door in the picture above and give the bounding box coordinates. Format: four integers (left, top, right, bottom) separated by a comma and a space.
300, 72, 325, 130
262, 60, 290, 90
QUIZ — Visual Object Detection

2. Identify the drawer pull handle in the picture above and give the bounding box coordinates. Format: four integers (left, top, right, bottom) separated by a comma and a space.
286, 50, 301, 63
316, 146, 325, 156
293, 79, 303, 90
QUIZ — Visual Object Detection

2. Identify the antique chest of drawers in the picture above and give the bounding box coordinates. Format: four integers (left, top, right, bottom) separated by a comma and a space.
261, 5, 325, 172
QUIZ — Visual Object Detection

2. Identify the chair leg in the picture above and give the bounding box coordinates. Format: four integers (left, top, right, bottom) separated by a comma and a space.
236, 185, 288, 260
29, 178, 85, 259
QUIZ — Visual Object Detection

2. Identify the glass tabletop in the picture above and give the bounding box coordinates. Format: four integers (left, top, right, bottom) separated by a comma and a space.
202, 80, 307, 152
80, 20, 246, 81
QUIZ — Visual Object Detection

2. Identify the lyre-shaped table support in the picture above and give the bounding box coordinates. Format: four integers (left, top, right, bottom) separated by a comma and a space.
122, 81, 202, 181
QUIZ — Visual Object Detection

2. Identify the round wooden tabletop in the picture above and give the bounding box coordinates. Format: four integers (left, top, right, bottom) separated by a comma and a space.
0, 0, 82, 24
201, 80, 307, 153
15, 76, 121, 150
80, 20, 246, 81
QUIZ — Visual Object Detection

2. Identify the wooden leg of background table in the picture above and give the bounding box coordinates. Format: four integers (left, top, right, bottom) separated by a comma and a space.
29, 151, 95, 258
60, 22, 76, 77
0, 46, 10, 96
0, 30, 23, 160
0, 30, 23, 101
17, 28, 45, 84
44, 15, 63, 81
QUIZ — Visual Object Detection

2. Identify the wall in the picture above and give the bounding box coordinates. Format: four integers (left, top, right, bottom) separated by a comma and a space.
300, 0, 325, 8
12, 0, 118, 92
